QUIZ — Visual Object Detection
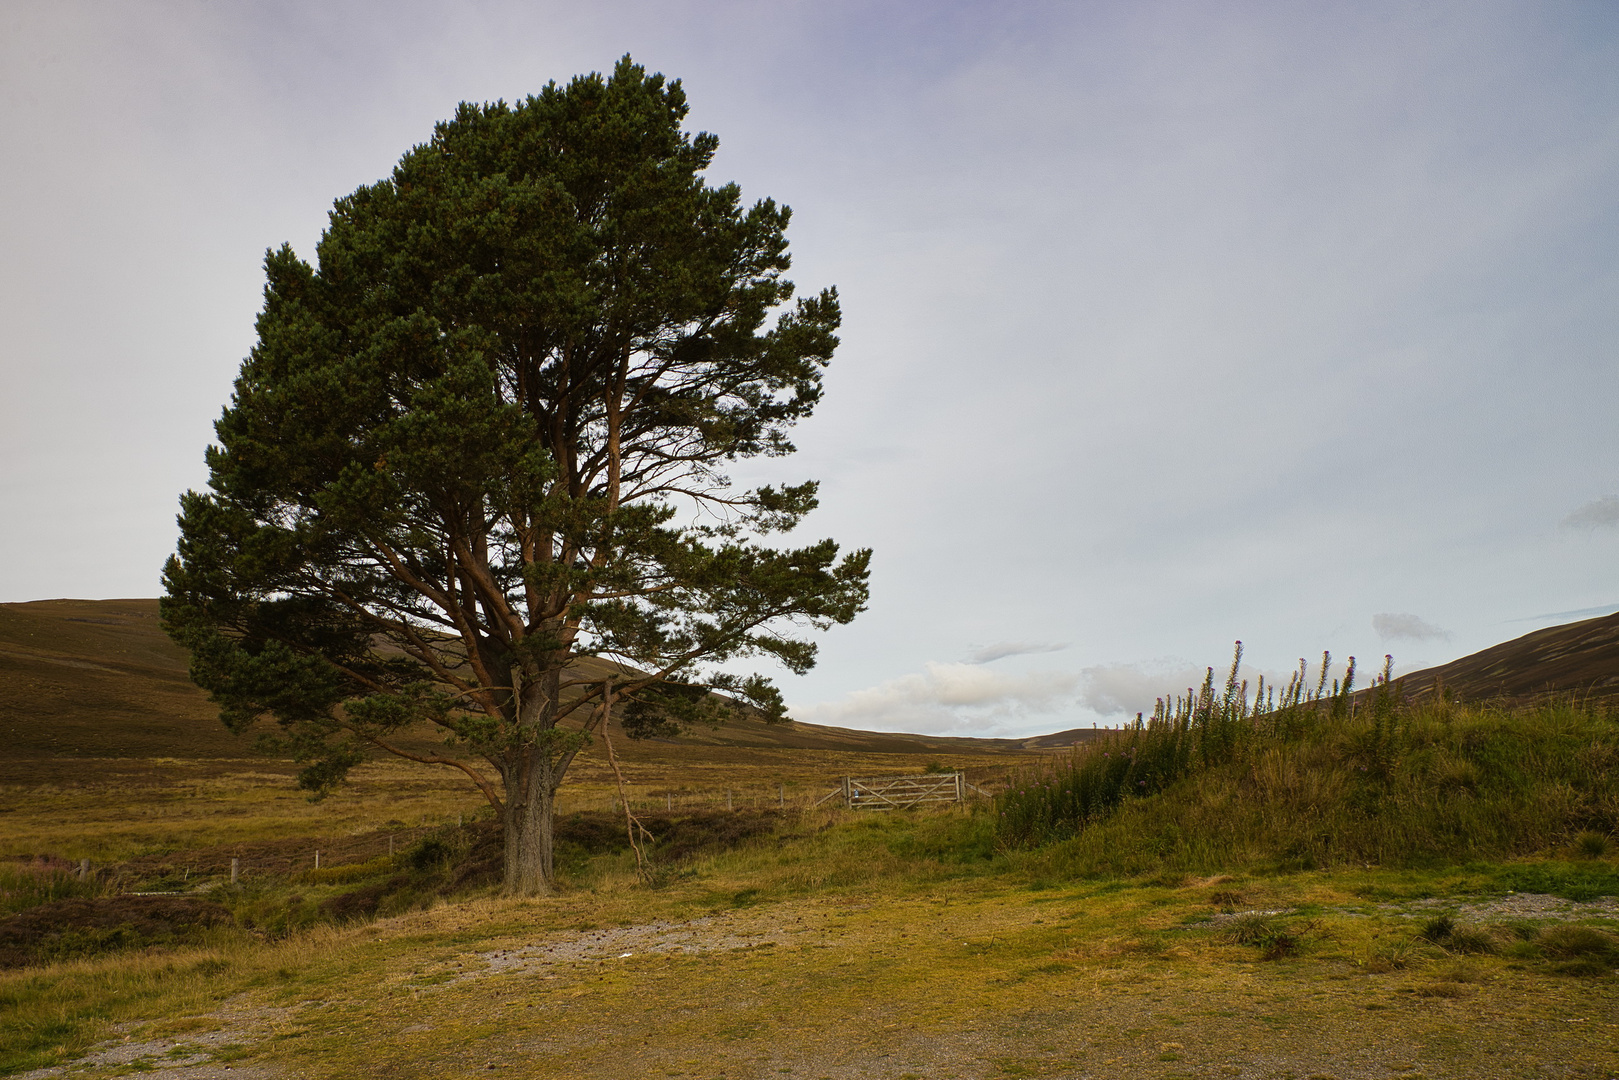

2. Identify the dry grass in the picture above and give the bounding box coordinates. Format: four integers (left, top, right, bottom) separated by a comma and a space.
0, 745, 1032, 866
3, 785, 1618, 1078
9, 856, 1618, 1079
3, 602, 1617, 1077
1003, 694, 1619, 878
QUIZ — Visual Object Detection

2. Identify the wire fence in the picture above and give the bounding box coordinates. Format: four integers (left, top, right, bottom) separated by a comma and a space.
46, 772, 1012, 886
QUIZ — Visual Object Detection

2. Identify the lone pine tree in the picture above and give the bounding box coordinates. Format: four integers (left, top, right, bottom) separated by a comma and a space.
161, 57, 871, 895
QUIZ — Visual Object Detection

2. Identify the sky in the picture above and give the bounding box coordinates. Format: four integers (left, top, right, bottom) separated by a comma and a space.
3, 1, 1618, 737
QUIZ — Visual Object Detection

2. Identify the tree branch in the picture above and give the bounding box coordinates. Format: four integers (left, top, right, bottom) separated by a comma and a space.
363, 734, 505, 810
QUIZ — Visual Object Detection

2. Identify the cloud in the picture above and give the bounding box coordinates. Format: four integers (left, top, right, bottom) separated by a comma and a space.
1079, 654, 1370, 716
794, 652, 1282, 733
1561, 496, 1619, 531
790, 662, 1081, 734
1372, 612, 1451, 642
963, 641, 1070, 664
1077, 662, 1214, 717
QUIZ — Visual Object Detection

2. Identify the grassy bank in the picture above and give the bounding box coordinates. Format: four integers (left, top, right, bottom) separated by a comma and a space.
997, 650, 1618, 878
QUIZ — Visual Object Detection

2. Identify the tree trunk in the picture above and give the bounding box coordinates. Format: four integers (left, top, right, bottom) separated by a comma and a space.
503, 750, 555, 896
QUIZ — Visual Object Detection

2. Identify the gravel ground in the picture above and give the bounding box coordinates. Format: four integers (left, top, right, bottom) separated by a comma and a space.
14, 1006, 290, 1080
1385, 893, 1619, 921
470, 911, 793, 978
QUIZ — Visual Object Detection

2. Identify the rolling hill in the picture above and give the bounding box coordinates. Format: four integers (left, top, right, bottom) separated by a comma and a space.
1398, 610, 1619, 705
0, 599, 1060, 764
6, 599, 1614, 771
0, 598, 238, 759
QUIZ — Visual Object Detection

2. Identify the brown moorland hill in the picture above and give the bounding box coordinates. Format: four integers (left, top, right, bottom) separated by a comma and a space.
8, 599, 1618, 773
0, 599, 1059, 768
1397, 609, 1619, 705
0, 598, 236, 759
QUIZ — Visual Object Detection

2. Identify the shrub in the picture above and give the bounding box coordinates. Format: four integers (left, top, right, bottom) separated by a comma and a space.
405, 838, 453, 873
319, 875, 420, 922
0, 859, 101, 917
0, 896, 232, 968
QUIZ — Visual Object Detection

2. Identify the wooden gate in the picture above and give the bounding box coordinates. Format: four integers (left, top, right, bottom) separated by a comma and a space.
813, 772, 969, 810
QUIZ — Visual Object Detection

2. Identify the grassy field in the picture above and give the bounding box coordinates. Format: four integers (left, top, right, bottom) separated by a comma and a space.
2, 603, 1617, 1078
3, 737, 1617, 1078
0, 743, 1035, 864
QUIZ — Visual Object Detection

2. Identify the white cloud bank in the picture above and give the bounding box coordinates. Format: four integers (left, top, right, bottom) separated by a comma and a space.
1372, 612, 1451, 642
792, 656, 1246, 735
1561, 496, 1619, 531
1077, 662, 1216, 718
790, 662, 1082, 735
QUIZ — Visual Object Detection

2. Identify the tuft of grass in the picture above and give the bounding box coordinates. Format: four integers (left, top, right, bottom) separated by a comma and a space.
1445, 925, 1499, 955
1358, 933, 1417, 973
1534, 925, 1618, 965
1418, 915, 1455, 944
1217, 912, 1284, 946
1416, 914, 1498, 955
1213, 912, 1308, 959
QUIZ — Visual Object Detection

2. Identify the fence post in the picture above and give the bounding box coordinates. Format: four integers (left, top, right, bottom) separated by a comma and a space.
726, 789, 733, 812
666, 793, 672, 811
955, 771, 964, 803
778, 784, 784, 808
230, 858, 239, 884
77, 858, 89, 881
314, 850, 321, 870
842, 776, 851, 808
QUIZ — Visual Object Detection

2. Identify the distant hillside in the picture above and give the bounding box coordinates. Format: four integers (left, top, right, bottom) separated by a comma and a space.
18, 598, 1606, 768
0, 598, 238, 759
1398, 610, 1619, 705
0, 599, 1056, 762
